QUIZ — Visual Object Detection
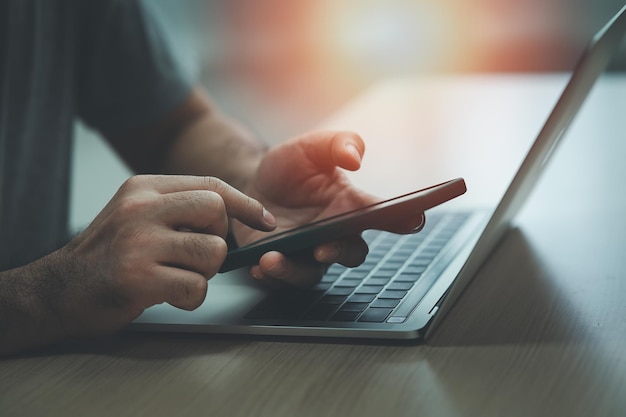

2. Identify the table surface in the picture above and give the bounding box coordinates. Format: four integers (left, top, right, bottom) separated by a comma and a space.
2, 74, 626, 417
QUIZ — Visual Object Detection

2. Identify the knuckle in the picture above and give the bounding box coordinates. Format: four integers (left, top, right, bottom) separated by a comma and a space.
106, 253, 158, 309
116, 194, 152, 218
178, 278, 207, 311
202, 176, 225, 193
181, 234, 208, 259
206, 237, 228, 277
204, 190, 226, 213
120, 175, 149, 192
212, 237, 228, 260
111, 231, 154, 273
245, 194, 261, 213
177, 235, 227, 278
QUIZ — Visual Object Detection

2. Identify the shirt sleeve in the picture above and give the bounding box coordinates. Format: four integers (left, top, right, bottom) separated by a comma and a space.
76, 0, 192, 137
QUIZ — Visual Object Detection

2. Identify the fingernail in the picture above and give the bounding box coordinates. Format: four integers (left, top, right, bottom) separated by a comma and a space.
251, 266, 264, 280
263, 208, 277, 227
346, 143, 362, 163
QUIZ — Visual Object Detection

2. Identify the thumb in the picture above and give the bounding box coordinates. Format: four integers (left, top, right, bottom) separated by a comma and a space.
299, 131, 365, 172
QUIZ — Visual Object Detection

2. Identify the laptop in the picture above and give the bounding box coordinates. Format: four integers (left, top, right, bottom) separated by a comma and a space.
130, 5, 626, 340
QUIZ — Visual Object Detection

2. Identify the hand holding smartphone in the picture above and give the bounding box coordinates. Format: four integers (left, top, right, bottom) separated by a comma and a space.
219, 178, 466, 272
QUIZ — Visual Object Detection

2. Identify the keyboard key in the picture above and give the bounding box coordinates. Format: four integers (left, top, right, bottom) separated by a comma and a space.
320, 274, 340, 283
362, 230, 378, 240
359, 259, 379, 267
363, 277, 391, 286
344, 270, 369, 280
379, 290, 408, 299
358, 307, 393, 322
404, 235, 424, 244
326, 287, 354, 296
371, 269, 397, 278
335, 278, 362, 288
356, 285, 384, 294
368, 251, 385, 259
429, 239, 449, 248
403, 265, 427, 274
327, 264, 347, 274
339, 302, 369, 312
371, 299, 400, 308
390, 252, 409, 260
394, 249, 416, 257
386, 281, 414, 291
386, 317, 406, 323
384, 260, 405, 269
409, 257, 431, 266
347, 294, 376, 303
422, 248, 441, 257
375, 241, 393, 249
403, 239, 422, 249
416, 258, 435, 266
396, 273, 421, 282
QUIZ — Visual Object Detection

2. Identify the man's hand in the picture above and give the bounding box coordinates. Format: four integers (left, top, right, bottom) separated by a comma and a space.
231, 131, 424, 288
0, 175, 276, 354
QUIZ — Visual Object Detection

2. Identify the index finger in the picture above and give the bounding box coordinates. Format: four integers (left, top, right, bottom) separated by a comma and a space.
142, 174, 277, 231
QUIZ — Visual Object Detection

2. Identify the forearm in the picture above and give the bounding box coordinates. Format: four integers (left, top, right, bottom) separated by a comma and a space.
0, 256, 68, 356
108, 87, 267, 192
163, 97, 267, 191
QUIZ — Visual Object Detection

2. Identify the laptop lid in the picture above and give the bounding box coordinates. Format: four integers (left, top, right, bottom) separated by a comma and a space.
425, 4, 626, 336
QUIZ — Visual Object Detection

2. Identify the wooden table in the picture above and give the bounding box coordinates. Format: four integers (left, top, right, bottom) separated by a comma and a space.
2, 74, 625, 417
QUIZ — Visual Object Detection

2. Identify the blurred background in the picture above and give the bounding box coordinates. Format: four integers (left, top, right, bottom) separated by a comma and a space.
149, 0, 626, 142
71, 0, 626, 228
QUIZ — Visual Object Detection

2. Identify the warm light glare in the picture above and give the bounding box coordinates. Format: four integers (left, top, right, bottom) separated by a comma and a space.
188, 0, 595, 141
326, 1, 450, 76
324, 0, 450, 77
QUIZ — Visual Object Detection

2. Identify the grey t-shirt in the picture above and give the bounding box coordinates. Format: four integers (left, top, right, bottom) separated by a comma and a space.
0, 0, 190, 270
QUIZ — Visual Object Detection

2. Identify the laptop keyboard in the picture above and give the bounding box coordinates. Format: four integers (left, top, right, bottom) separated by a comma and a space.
244, 212, 470, 324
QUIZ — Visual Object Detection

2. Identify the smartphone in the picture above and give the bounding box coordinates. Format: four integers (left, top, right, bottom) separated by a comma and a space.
219, 178, 467, 272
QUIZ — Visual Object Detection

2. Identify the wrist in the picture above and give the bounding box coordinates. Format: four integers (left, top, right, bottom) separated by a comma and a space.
27, 251, 75, 340
161, 98, 268, 191
0, 253, 71, 355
